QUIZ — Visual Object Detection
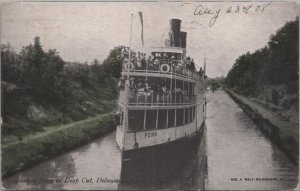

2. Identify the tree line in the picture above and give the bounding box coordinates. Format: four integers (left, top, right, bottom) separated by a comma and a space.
2, 37, 124, 135
225, 17, 299, 96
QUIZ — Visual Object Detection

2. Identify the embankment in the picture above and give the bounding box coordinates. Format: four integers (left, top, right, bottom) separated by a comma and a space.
2, 112, 116, 178
224, 88, 298, 164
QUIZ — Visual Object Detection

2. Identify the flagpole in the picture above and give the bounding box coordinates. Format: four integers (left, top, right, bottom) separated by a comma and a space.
128, 13, 133, 79
204, 55, 206, 76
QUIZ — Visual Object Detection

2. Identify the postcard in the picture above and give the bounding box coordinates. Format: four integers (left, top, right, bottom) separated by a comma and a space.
1, 0, 299, 190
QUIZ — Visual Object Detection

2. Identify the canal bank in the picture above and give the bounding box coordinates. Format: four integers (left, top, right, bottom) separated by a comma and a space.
2, 112, 116, 178
224, 88, 298, 164
3, 89, 298, 190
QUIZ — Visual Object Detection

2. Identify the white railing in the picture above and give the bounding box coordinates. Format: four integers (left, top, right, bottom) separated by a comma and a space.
127, 90, 196, 106
122, 61, 202, 81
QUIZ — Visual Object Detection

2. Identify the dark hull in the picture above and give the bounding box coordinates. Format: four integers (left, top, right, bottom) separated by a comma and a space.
119, 121, 205, 187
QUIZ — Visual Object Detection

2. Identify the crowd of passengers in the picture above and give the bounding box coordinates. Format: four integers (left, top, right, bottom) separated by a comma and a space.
118, 77, 195, 104
121, 47, 205, 75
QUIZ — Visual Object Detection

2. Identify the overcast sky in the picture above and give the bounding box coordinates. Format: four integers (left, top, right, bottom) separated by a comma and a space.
1, 1, 299, 77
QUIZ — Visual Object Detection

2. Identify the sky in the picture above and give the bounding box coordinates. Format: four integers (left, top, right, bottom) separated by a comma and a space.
0, 1, 299, 77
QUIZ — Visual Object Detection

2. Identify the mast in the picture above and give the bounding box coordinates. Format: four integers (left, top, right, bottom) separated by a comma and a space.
203, 56, 206, 76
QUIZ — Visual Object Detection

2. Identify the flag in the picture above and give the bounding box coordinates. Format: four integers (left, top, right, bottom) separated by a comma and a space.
138, 11, 144, 47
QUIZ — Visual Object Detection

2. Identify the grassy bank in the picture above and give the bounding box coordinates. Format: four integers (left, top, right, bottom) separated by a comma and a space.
2, 112, 116, 178
224, 88, 299, 164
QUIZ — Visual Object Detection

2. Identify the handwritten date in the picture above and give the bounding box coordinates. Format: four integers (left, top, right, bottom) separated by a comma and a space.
193, 2, 272, 27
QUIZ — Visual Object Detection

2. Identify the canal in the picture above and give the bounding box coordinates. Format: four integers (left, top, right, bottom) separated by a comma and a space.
2, 89, 298, 190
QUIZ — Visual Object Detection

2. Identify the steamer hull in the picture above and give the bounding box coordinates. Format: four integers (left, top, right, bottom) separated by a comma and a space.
115, 18, 208, 184
120, 121, 205, 185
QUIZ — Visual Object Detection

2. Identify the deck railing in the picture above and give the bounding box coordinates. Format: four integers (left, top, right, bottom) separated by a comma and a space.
122, 60, 202, 81
127, 90, 196, 106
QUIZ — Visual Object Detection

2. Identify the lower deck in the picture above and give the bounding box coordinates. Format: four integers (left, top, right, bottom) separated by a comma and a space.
116, 105, 205, 151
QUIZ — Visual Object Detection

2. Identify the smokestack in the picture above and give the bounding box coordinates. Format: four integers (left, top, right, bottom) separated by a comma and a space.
169, 19, 181, 47
180, 31, 187, 48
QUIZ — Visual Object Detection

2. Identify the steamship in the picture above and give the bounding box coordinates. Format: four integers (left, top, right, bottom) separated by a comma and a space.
115, 18, 207, 169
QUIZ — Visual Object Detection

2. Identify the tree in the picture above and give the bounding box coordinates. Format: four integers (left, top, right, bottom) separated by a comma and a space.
225, 17, 299, 95
102, 46, 124, 79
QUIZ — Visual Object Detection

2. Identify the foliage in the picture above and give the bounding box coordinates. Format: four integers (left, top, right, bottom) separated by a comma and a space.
225, 18, 299, 95
1, 37, 123, 136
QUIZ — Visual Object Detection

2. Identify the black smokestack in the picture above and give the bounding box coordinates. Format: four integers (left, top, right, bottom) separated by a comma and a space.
180, 31, 187, 48
169, 19, 181, 47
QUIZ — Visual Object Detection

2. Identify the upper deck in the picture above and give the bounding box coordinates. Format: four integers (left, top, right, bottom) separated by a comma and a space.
122, 68, 201, 83
121, 46, 203, 82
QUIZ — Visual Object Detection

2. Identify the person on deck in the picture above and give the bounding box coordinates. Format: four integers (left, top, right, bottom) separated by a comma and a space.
153, 57, 160, 70
136, 53, 142, 69
190, 59, 196, 71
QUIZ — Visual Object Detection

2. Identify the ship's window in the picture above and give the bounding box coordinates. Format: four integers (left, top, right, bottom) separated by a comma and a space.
158, 109, 167, 129
189, 107, 193, 122
128, 110, 144, 130
176, 109, 184, 126
185, 108, 189, 124
192, 84, 195, 95
193, 107, 196, 121
145, 110, 156, 130
168, 109, 175, 128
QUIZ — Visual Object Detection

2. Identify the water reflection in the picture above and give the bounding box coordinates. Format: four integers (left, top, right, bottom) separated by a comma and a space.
2, 132, 122, 190
205, 90, 298, 190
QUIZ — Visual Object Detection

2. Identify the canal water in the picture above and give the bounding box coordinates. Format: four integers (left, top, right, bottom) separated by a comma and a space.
2, 90, 298, 190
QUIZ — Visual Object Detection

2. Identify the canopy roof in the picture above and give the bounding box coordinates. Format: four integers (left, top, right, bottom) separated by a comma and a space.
150, 46, 185, 54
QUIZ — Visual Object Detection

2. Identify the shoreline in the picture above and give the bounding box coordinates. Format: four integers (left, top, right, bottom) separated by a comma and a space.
224, 88, 298, 165
2, 112, 116, 178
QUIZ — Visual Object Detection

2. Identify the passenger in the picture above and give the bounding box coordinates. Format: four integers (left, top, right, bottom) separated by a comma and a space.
183, 90, 189, 103
136, 54, 142, 69
171, 55, 176, 71
129, 77, 136, 90
175, 87, 183, 103
199, 67, 203, 76
177, 60, 183, 74
175, 87, 183, 94
144, 79, 151, 103
137, 78, 145, 91
190, 59, 196, 71
153, 57, 160, 70
186, 58, 191, 70
141, 53, 146, 70
131, 52, 137, 69
163, 53, 168, 61
118, 77, 125, 90
123, 57, 129, 70
145, 79, 150, 92
162, 85, 169, 96
146, 56, 153, 70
